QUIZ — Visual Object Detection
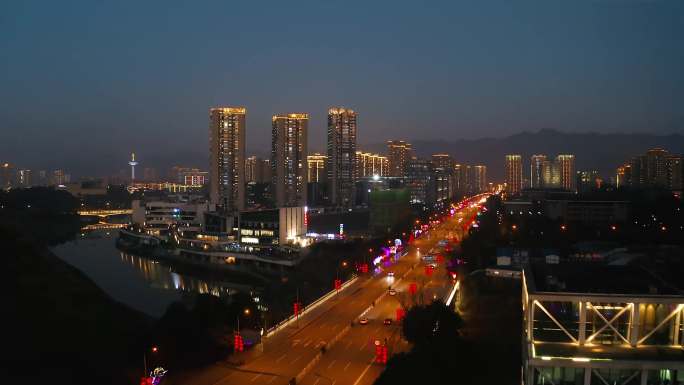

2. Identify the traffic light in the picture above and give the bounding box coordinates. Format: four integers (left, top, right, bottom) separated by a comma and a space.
396, 308, 405, 321
293, 302, 301, 316
382, 345, 388, 364
334, 279, 342, 291
424, 265, 433, 276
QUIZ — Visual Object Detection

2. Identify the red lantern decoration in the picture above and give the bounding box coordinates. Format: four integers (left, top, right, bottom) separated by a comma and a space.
233, 332, 244, 352
409, 282, 417, 295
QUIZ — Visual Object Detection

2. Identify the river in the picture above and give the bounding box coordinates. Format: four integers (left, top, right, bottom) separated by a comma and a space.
52, 231, 264, 317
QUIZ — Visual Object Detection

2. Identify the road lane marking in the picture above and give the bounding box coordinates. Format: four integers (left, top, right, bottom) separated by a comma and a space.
344, 362, 351, 371
359, 342, 366, 351
276, 353, 287, 363
303, 339, 311, 348
328, 360, 336, 369
211, 371, 234, 385
351, 361, 374, 385
345, 341, 352, 350
267, 376, 277, 384
291, 354, 302, 364
313, 378, 320, 385
251, 374, 262, 382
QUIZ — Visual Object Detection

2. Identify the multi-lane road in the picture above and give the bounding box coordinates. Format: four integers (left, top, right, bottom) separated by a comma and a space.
168, 196, 486, 385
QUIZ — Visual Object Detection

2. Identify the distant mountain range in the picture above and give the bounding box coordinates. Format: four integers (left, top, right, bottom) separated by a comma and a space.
58, 129, 683, 181
364, 129, 684, 181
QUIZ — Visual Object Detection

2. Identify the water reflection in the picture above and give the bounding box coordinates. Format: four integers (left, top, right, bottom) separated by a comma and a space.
119, 252, 250, 298
53, 232, 262, 317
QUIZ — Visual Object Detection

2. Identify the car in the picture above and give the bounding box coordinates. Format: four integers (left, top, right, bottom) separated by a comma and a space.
358, 317, 369, 325
383, 318, 392, 325
387, 271, 394, 277
388, 289, 397, 296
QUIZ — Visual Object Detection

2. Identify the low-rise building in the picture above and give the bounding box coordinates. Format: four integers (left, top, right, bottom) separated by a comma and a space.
369, 188, 411, 234
131, 200, 212, 238
522, 261, 684, 385
239, 206, 308, 247
545, 200, 629, 225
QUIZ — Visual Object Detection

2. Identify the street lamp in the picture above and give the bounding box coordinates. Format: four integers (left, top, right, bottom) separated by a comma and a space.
144, 346, 158, 377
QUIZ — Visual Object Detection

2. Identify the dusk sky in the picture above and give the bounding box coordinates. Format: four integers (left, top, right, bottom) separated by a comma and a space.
1, 0, 682, 176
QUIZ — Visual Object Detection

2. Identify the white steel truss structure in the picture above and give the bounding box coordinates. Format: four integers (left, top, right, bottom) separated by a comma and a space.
522, 268, 684, 385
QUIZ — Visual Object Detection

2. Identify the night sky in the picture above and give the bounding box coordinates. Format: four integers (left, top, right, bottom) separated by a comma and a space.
1, 0, 682, 176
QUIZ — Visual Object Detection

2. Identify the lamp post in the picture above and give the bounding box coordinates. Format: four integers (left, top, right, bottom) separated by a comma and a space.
143, 346, 158, 377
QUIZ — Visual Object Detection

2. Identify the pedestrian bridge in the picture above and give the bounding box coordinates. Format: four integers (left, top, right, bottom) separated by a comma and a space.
77, 209, 132, 217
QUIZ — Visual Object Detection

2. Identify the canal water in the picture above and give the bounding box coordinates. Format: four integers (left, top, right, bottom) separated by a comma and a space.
52, 231, 263, 317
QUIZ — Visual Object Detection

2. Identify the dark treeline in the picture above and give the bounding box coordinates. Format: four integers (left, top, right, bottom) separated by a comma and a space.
0, 188, 253, 384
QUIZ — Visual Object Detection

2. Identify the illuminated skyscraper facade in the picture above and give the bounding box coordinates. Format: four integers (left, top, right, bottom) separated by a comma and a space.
542, 159, 561, 189
470, 165, 487, 194
556, 154, 576, 192
505, 155, 523, 195
356, 152, 389, 178
453, 164, 467, 198
245, 156, 257, 183
307, 153, 327, 183
1, 163, 14, 189
387, 140, 412, 177
272, 113, 308, 207
209, 107, 246, 212
431, 154, 453, 171
327, 108, 357, 206
666, 154, 683, 193
431, 154, 454, 204
530, 154, 547, 189
18, 169, 32, 187
406, 157, 433, 205
619, 148, 683, 192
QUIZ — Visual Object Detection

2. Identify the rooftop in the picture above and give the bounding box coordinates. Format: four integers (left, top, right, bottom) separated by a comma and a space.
533, 341, 684, 365
527, 261, 683, 296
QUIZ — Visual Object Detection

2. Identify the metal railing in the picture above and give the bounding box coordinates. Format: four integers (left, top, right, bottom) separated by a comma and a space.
264, 274, 359, 338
